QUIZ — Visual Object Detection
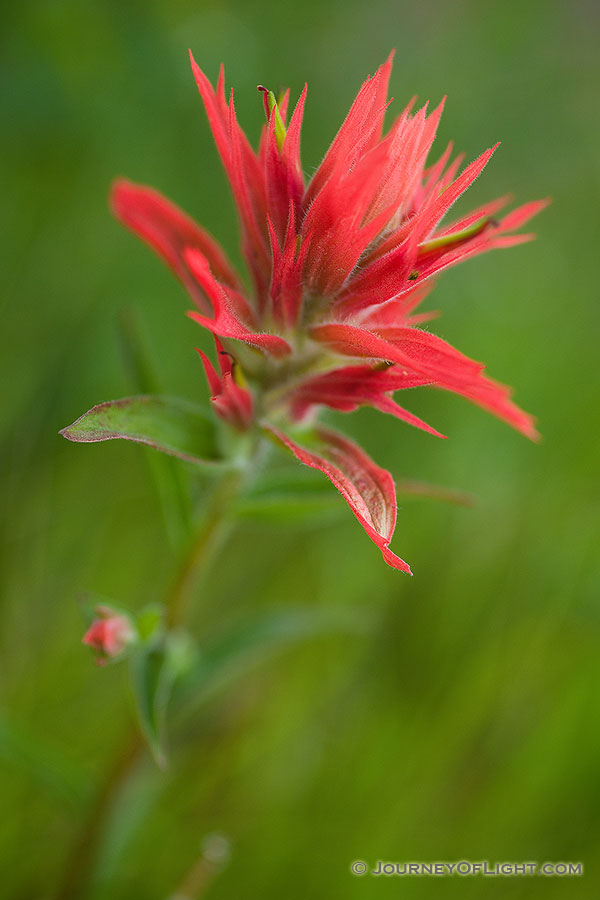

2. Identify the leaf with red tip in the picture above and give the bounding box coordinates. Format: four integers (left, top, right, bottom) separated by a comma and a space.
263, 424, 412, 573
60, 395, 225, 465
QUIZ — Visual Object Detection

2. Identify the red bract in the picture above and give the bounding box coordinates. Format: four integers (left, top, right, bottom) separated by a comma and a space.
197, 337, 254, 431
111, 53, 546, 573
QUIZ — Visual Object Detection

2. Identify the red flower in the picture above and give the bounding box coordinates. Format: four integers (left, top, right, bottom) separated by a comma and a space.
111, 53, 546, 573
82, 606, 135, 665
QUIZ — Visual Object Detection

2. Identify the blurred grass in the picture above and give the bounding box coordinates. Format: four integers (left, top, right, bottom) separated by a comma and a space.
1, 0, 599, 897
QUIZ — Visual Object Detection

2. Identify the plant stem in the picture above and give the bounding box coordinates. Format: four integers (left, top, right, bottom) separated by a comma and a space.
165, 466, 246, 629
54, 446, 263, 900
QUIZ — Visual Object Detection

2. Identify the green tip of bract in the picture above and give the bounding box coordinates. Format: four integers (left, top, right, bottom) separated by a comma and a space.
258, 85, 287, 152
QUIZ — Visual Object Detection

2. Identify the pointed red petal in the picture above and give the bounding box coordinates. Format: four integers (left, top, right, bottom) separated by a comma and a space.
264, 424, 412, 573
366, 50, 395, 149
311, 323, 537, 438
417, 145, 499, 239
497, 198, 551, 232
407, 196, 550, 284
368, 145, 498, 268
196, 346, 222, 395
189, 53, 270, 297
288, 365, 443, 437
311, 323, 483, 381
110, 179, 241, 314
370, 394, 446, 437
263, 86, 306, 243
185, 249, 291, 357
196, 339, 254, 429
437, 372, 539, 440
305, 57, 394, 207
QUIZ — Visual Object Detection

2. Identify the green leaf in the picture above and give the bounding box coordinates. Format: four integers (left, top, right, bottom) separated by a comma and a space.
135, 604, 164, 643
131, 624, 197, 769
60, 395, 225, 466
130, 630, 196, 768
130, 645, 168, 768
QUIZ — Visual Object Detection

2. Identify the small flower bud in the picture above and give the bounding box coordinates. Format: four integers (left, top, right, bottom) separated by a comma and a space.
82, 605, 136, 665
257, 85, 287, 151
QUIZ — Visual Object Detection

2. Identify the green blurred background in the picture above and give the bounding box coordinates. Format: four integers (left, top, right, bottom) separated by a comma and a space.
2, 0, 599, 897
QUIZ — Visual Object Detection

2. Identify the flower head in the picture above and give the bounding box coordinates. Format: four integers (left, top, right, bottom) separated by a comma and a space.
111, 53, 546, 574
82, 606, 135, 665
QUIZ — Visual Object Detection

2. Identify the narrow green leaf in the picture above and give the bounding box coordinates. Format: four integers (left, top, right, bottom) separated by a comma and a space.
130, 631, 197, 768
60, 395, 225, 467
136, 604, 164, 643
130, 645, 168, 768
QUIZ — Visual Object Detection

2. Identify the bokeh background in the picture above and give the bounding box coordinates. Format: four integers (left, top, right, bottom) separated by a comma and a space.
2, 0, 599, 897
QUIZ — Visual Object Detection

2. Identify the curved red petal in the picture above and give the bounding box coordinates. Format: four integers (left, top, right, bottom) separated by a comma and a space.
186, 249, 291, 357
311, 323, 537, 438
110, 179, 242, 313
264, 424, 412, 573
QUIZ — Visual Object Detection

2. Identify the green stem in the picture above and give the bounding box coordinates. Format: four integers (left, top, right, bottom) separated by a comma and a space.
164, 466, 245, 629
54, 442, 265, 900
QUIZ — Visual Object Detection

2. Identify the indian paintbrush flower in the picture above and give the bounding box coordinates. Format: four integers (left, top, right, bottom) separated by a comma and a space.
110, 51, 547, 574
82, 605, 136, 665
